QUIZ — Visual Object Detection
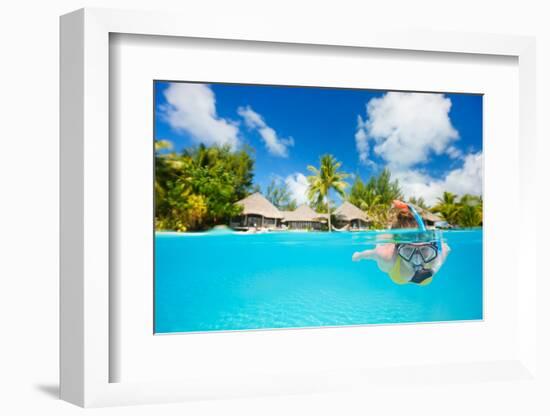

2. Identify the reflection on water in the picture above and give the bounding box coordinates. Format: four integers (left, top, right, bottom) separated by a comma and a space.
357, 228, 444, 245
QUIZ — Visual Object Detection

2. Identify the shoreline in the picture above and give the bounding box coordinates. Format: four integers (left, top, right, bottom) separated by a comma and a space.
155, 227, 483, 236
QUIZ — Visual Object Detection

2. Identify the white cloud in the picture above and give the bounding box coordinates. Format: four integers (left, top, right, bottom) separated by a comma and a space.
358, 92, 459, 169
395, 152, 483, 205
238, 105, 294, 157
355, 115, 370, 164
285, 173, 309, 205
443, 152, 483, 196
446, 145, 463, 160
238, 105, 264, 129
160, 83, 240, 148
354, 91, 482, 205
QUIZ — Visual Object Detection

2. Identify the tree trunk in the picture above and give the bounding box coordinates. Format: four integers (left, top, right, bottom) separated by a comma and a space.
327, 196, 332, 232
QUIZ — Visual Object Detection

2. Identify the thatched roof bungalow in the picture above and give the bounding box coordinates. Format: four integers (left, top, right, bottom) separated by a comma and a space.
231, 192, 283, 229
281, 204, 327, 230
231, 194, 374, 231
333, 201, 370, 230
391, 203, 444, 229
417, 207, 444, 226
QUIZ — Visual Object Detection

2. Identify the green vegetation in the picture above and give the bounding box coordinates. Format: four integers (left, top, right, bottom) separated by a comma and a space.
155, 142, 254, 231
432, 192, 483, 228
431, 191, 460, 224
408, 196, 428, 210
309, 199, 330, 214
155, 141, 482, 232
346, 169, 483, 229
266, 179, 298, 211
306, 154, 350, 232
349, 168, 403, 229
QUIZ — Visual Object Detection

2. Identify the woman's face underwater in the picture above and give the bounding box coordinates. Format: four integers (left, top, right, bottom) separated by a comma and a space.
397, 243, 438, 269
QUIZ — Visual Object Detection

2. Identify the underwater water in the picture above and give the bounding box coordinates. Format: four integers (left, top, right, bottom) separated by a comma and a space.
155, 229, 483, 333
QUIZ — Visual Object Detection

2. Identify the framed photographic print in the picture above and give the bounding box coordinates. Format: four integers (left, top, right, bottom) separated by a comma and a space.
60, 8, 539, 408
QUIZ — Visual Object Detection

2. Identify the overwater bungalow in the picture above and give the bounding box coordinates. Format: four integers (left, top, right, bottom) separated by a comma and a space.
281, 204, 328, 231
231, 193, 372, 232
391, 203, 444, 229
420, 209, 444, 228
333, 201, 370, 230
231, 192, 284, 230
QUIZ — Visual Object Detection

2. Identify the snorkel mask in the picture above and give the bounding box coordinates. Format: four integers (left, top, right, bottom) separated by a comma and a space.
397, 242, 438, 265
393, 201, 443, 284
396, 242, 437, 283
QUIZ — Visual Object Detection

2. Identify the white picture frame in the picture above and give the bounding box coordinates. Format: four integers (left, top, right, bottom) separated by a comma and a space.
60, 7, 538, 408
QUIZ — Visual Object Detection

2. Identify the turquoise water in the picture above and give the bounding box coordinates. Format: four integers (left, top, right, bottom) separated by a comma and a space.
155, 229, 483, 333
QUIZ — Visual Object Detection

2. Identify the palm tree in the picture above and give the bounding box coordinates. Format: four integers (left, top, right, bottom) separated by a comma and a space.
349, 178, 382, 228
266, 179, 297, 210
370, 168, 402, 206
348, 170, 403, 229
154, 139, 174, 152
408, 196, 429, 210
307, 154, 349, 232
432, 191, 460, 225
358, 187, 382, 213
441, 191, 457, 204
457, 194, 483, 227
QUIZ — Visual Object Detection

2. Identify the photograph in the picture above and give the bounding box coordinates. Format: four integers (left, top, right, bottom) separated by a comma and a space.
154, 81, 483, 333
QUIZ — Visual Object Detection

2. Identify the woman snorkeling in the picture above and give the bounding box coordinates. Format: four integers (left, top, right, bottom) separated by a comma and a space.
352, 200, 450, 286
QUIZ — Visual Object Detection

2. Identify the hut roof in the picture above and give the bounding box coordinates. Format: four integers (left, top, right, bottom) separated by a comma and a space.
334, 201, 369, 222
408, 203, 443, 223
422, 210, 444, 223
235, 193, 283, 219
282, 204, 326, 222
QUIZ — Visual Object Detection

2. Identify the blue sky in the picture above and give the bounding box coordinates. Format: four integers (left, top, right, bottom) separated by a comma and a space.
154, 81, 482, 205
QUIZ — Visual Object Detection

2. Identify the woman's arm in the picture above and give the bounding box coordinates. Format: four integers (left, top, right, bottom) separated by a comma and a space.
352, 243, 397, 273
